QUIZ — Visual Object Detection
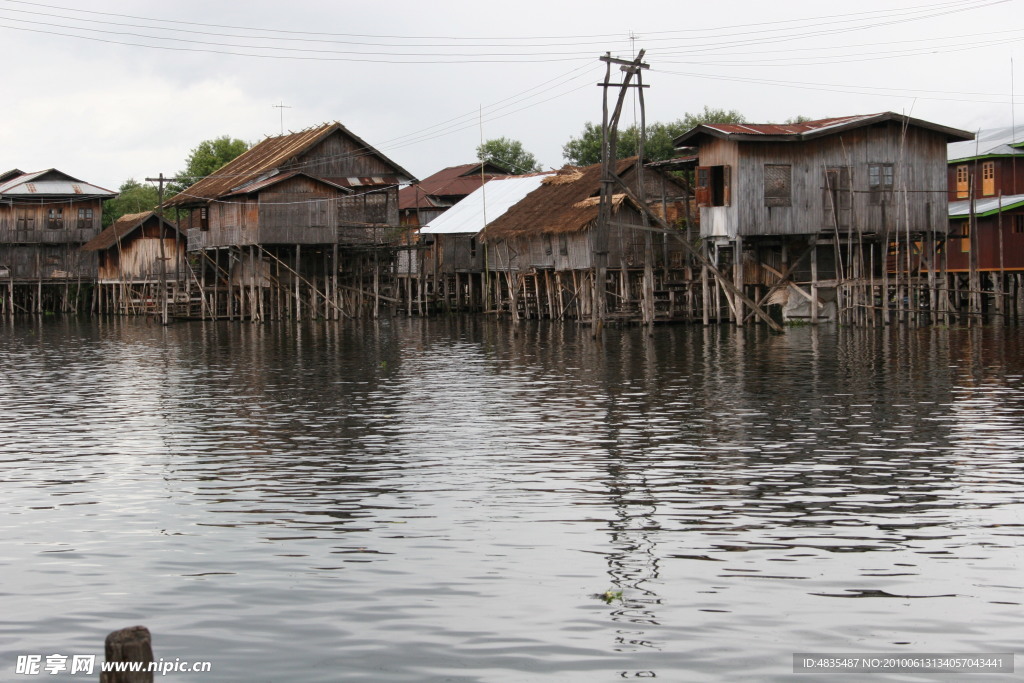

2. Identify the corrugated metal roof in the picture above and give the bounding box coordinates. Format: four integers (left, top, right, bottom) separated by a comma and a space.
165, 122, 415, 207
420, 172, 553, 235
948, 126, 1024, 162
948, 193, 1024, 219
675, 112, 973, 146
398, 162, 509, 211
81, 211, 182, 252
221, 171, 354, 197
0, 168, 116, 198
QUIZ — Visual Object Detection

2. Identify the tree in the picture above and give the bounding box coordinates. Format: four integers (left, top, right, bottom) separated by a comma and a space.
102, 179, 160, 228
170, 135, 251, 193
476, 137, 541, 174
561, 108, 748, 166
783, 115, 813, 124
679, 106, 746, 130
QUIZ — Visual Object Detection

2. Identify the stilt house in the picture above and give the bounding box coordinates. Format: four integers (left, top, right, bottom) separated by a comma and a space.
673, 112, 973, 324
398, 162, 509, 227
164, 122, 416, 320
480, 158, 691, 321
944, 127, 1024, 319
0, 168, 116, 313
945, 127, 1024, 271
81, 211, 188, 315
417, 172, 552, 312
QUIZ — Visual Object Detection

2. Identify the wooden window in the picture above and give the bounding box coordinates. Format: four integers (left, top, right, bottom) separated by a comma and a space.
1015, 215, 1024, 234
77, 208, 93, 228
544, 234, 553, 256
16, 211, 34, 230
961, 221, 970, 253
764, 164, 792, 207
199, 207, 209, 231
955, 165, 969, 199
469, 237, 477, 258
982, 161, 995, 196
47, 208, 63, 229
558, 234, 568, 256
696, 165, 730, 207
824, 167, 851, 227
868, 163, 894, 204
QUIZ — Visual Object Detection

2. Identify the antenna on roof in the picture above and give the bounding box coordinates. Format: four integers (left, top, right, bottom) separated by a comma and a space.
272, 101, 292, 135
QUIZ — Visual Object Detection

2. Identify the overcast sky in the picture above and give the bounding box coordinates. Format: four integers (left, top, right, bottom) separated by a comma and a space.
0, 0, 1020, 191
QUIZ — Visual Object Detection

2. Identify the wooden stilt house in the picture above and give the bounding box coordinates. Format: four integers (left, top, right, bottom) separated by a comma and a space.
81, 211, 188, 315
943, 127, 1024, 320
394, 161, 510, 313
480, 158, 692, 322
0, 168, 116, 314
673, 113, 974, 325
164, 122, 416, 320
417, 172, 552, 313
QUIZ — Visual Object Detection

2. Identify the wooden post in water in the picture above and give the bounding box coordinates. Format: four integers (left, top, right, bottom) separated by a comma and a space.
100, 626, 154, 683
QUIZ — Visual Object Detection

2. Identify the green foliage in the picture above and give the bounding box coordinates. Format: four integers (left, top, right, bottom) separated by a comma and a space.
561, 122, 604, 167
783, 115, 814, 124
476, 137, 542, 174
679, 105, 746, 129
102, 179, 160, 228
170, 135, 251, 193
561, 107, 748, 166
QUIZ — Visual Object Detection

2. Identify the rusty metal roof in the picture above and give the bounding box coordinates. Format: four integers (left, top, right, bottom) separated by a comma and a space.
221, 171, 354, 197
675, 112, 973, 147
0, 168, 116, 198
399, 162, 510, 211
165, 122, 416, 207
81, 211, 182, 252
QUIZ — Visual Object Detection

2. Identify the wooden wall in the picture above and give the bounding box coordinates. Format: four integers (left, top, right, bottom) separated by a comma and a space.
947, 157, 1024, 200
297, 131, 401, 178
944, 209, 1024, 271
698, 122, 950, 239
0, 244, 97, 281
0, 199, 103, 244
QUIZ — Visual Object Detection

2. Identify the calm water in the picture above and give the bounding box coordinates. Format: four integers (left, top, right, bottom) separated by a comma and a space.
0, 317, 1021, 682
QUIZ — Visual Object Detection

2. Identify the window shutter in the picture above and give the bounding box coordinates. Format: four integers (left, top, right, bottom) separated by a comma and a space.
696, 167, 712, 207
722, 165, 731, 206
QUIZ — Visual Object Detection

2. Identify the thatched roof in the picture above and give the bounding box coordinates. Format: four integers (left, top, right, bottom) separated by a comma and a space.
481, 158, 640, 241
81, 211, 181, 252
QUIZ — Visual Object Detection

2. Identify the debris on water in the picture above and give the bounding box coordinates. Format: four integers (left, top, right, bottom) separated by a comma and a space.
595, 589, 623, 604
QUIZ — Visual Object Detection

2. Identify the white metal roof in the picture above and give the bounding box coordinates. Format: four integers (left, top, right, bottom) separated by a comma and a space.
0, 169, 116, 198
948, 126, 1024, 161
420, 173, 552, 235
949, 193, 1024, 218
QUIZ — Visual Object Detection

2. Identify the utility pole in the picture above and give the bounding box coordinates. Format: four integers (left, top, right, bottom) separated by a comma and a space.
144, 173, 183, 326
594, 49, 649, 333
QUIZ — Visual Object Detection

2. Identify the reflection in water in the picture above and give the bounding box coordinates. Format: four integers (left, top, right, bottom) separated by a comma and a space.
0, 317, 1022, 681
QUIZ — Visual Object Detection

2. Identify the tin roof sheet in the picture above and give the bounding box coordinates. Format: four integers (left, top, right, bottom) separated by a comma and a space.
948, 126, 1024, 162
948, 193, 1024, 219
399, 162, 510, 211
420, 172, 553, 235
221, 171, 355, 197
0, 168, 116, 198
81, 211, 182, 252
675, 112, 973, 146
